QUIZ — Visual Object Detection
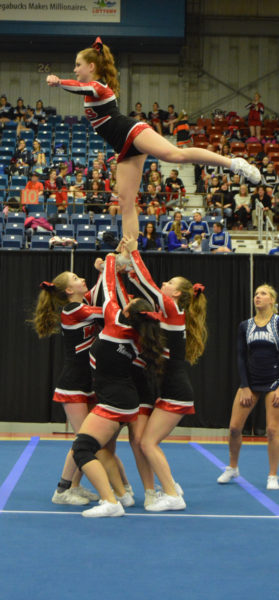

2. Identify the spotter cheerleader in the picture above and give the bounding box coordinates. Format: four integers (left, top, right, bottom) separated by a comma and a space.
124, 235, 207, 512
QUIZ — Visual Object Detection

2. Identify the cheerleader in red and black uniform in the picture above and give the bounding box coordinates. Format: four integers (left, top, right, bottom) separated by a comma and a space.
124, 236, 208, 512
46, 37, 260, 247
70, 253, 165, 518
246, 92, 264, 140
32, 271, 105, 505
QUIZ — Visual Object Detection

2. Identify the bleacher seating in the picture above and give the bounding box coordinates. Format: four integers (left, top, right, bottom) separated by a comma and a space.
2, 234, 23, 249
30, 235, 50, 250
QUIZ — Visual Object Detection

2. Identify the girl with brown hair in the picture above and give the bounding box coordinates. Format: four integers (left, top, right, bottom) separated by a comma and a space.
46, 37, 260, 245
123, 236, 207, 511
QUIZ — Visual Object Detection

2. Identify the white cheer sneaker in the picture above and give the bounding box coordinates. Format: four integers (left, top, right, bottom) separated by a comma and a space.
71, 485, 99, 502
116, 491, 135, 507
52, 489, 89, 505
266, 475, 279, 490
230, 157, 261, 185
82, 500, 125, 518
145, 493, 186, 512
217, 466, 240, 484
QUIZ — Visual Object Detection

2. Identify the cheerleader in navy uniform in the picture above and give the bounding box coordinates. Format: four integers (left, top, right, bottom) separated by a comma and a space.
70, 253, 165, 518
46, 37, 260, 245
123, 236, 207, 511
218, 284, 279, 489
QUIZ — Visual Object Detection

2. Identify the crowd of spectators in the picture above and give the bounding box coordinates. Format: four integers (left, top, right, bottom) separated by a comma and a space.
1, 91, 279, 251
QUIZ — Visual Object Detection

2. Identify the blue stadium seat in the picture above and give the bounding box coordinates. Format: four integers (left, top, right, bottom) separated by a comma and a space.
0, 174, 9, 189
71, 213, 90, 230
72, 133, 87, 144
30, 235, 50, 250
55, 224, 75, 237
5, 223, 24, 236
93, 215, 113, 232
11, 176, 27, 188
76, 235, 96, 250
2, 233, 23, 249
139, 215, 157, 228
20, 130, 34, 142
76, 224, 96, 237
0, 147, 13, 158
67, 200, 84, 216
7, 212, 25, 224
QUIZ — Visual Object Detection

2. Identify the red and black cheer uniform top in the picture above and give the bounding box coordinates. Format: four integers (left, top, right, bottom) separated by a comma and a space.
60, 79, 150, 163
130, 250, 194, 414
89, 255, 141, 421
53, 289, 103, 403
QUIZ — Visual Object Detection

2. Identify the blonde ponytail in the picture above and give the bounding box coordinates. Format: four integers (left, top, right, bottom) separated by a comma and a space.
176, 277, 207, 364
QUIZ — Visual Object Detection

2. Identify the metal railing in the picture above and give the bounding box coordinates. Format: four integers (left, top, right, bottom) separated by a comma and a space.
256, 199, 276, 253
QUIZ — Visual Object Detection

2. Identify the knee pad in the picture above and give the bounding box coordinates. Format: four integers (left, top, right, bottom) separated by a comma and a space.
72, 433, 101, 470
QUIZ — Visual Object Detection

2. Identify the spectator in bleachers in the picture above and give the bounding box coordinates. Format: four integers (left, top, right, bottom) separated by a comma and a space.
233, 184, 251, 229
189, 234, 202, 253
144, 161, 162, 186
219, 143, 232, 178
24, 171, 44, 196
145, 182, 166, 219
34, 100, 46, 124
31, 139, 47, 171
13, 97, 26, 123
148, 102, 165, 136
185, 209, 210, 240
230, 173, 241, 196
0, 94, 13, 127
194, 163, 204, 193
149, 170, 163, 194
173, 111, 192, 147
165, 168, 185, 207
251, 184, 273, 229
85, 179, 107, 214
44, 168, 58, 199
207, 174, 221, 195
209, 222, 232, 253
268, 235, 279, 255
167, 221, 188, 251
162, 104, 179, 136
107, 182, 120, 217
69, 170, 86, 199
246, 92, 264, 140
260, 156, 269, 177
262, 162, 278, 190
129, 102, 147, 122
138, 221, 162, 251
162, 210, 188, 234
11, 138, 32, 175
210, 181, 235, 225
21, 106, 39, 134
97, 151, 108, 172
55, 163, 70, 213
92, 157, 106, 179
104, 160, 117, 191
202, 144, 219, 189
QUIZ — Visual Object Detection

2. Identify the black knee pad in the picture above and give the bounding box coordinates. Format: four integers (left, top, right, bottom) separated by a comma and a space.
72, 433, 101, 470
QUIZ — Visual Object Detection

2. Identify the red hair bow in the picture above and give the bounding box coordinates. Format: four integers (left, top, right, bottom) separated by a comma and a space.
140, 311, 161, 322
193, 283, 205, 297
40, 281, 55, 291
92, 36, 103, 53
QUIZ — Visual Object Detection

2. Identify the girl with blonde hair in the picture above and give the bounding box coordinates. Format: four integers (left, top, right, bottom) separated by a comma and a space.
218, 284, 279, 489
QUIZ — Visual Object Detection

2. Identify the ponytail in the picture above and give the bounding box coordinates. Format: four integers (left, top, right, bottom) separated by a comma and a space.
128, 298, 165, 375
31, 271, 70, 338
78, 44, 120, 97
176, 277, 207, 365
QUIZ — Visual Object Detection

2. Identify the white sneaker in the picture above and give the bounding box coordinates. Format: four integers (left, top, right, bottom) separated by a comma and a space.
124, 483, 134, 496
230, 157, 261, 184
174, 481, 184, 496
52, 489, 89, 505
217, 466, 240, 484
82, 500, 125, 518
267, 475, 279, 490
116, 491, 135, 507
145, 493, 186, 512
144, 489, 160, 509
70, 485, 99, 502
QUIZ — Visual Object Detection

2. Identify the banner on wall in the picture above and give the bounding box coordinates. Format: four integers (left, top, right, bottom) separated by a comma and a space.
0, 0, 120, 22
